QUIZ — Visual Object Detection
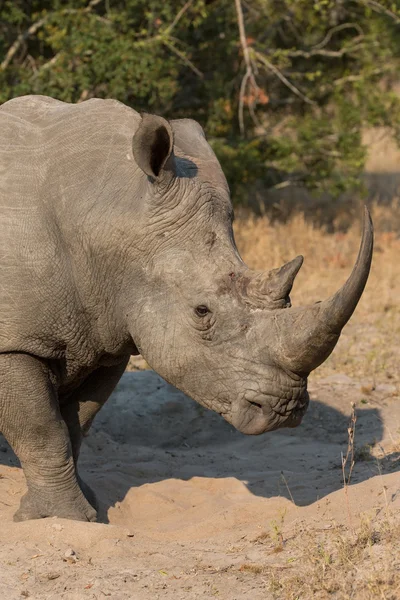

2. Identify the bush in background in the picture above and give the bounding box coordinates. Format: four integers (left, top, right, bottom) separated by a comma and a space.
1, 0, 400, 205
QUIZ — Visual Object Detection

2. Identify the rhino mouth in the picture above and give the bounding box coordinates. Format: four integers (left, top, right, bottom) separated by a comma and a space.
222, 386, 310, 435
273, 391, 310, 428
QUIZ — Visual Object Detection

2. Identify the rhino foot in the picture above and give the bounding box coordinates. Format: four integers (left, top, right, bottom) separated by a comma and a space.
13, 488, 97, 522
78, 476, 99, 512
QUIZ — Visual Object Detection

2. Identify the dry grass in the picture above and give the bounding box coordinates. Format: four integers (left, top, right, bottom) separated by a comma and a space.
233, 511, 400, 599
257, 514, 400, 600
234, 200, 400, 385
341, 403, 357, 531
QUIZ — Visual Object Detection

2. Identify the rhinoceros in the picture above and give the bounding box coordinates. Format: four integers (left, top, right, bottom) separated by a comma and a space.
0, 95, 373, 522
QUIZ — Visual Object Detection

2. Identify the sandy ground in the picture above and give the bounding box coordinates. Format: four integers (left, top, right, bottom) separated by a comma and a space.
0, 363, 399, 600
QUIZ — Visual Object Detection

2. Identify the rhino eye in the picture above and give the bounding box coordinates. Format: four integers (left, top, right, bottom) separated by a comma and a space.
195, 305, 210, 317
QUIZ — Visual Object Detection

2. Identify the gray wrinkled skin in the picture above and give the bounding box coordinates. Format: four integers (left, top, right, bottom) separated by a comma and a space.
0, 96, 373, 522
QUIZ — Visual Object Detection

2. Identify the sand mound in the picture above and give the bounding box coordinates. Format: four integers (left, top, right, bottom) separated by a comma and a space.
0, 371, 399, 599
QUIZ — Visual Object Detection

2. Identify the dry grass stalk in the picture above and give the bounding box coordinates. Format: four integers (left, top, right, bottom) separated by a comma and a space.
280, 471, 295, 504
341, 402, 357, 531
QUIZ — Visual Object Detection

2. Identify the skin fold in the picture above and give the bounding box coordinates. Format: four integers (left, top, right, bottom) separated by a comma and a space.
0, 96, 373, 521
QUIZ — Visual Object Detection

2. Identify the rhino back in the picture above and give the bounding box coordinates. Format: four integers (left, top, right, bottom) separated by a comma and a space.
0, 96, 140, 359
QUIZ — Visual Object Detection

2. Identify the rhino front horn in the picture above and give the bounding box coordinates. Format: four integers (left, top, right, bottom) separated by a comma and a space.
274, 206, 373, 374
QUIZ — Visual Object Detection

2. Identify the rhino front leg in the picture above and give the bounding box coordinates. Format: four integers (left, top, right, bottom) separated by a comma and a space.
0, 353, 96, 522
60, 359, 129, 509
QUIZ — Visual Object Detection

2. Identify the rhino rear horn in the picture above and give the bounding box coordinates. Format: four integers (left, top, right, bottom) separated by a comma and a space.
247, 255, 303, 307
263, 255, 304, 301
132, 113, 176, 179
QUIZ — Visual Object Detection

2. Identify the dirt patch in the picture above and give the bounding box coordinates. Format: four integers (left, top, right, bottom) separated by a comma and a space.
0, 370, 399, 600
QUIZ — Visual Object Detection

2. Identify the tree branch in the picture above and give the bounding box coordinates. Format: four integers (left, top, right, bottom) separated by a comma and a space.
1, 17, 48, 71
162, 38, 203, 78
286, 40, 366, 59
357, 0, 400, 25
86, 0, 104, 10
235, 0, 264, 135
238, 70, 250, 135
254, 50, 316, 106
1, 0, 105, 72
164, 0, 194, 35
32, 53, 62, 77
312, 23, 364, 50
333, 67, 384, 86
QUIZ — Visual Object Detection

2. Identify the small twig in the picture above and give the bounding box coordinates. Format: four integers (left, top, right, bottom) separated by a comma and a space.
242, 0, 260, 17
86, 0, 104, 10
25, 54, 38, 73
254, 50, 316, 106
333, 67, 384, 86
286, 41, 366, 59
312, 22, 364, 50
31, 53, 62, 77
342, 403, 357, 485
78, 89, 90, 102
374, 457, 389, 512
0, 17, 48, 71
1, 0, 104, 72
164, 0, 194, 35
151, 1, 198, 81
162, 38, 203, 78
341, 402, 357, 531
280, 471, 295, 504
357, 0, 400, 25
272, 180, 294, 190
248, 97, 264, 132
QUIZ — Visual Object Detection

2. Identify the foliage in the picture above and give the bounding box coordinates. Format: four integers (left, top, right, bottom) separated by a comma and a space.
1, 0, 400, 202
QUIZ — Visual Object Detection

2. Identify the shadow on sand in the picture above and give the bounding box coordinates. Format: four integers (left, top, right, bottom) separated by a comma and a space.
0, 371, 398, 522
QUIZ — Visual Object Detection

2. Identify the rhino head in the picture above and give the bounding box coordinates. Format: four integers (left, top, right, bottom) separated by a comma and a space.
126, 113, 373, 435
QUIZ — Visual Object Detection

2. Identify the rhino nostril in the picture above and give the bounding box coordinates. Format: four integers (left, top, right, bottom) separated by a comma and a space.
248, 400, 262, 410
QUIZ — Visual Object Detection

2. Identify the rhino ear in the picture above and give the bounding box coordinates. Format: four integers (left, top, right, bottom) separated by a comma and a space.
132, 113, 175, 179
